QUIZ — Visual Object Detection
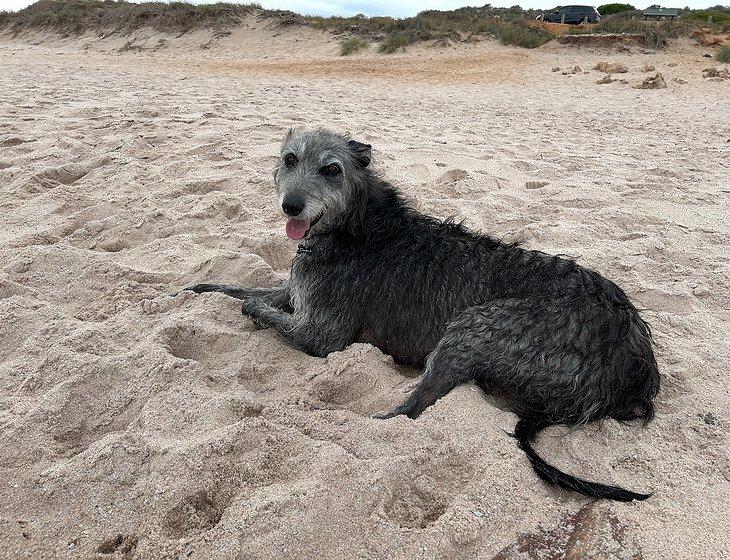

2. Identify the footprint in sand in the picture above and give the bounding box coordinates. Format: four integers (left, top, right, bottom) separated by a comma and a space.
167, 175, 236, 198
97, 534, 139, 556
0, 135, 36, 147
30, 155, 112, 189
512, 160, 538, 172
437, 169, 470, 185
307, 344, 400, 413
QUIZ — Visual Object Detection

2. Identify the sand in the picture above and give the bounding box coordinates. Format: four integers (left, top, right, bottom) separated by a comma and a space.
0, 22, 729, 560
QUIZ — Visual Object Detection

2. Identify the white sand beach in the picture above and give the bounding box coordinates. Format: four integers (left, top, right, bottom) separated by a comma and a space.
0, 20, 729, 559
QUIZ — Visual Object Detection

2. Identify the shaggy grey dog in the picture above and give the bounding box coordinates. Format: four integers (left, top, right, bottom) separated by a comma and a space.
183, 129, 660, 502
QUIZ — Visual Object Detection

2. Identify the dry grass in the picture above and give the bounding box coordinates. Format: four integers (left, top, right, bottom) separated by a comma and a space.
498, 23, 553, 48
716, 45, 730, 63
0, 0, 260, 35
378, 32, 413, 54
340, 36, 368, 56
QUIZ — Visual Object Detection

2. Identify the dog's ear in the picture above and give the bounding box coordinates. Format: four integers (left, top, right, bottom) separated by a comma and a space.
348, 140, 372, 168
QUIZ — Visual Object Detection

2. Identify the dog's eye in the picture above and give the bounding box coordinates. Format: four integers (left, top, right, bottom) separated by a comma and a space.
284, 154, 298, 168
321, 164, 341, 177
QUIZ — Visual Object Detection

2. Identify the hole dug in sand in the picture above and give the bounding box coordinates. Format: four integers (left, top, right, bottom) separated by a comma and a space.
382, 475, 451, 529
377, 439, 473, 530
160, 323, 241, 362
308, 343, 405, 414
97, 534, 139, 557
162, 488, 233, 539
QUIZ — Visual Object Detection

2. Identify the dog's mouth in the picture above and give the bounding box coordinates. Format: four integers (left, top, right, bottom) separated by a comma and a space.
285, 214, 322, 241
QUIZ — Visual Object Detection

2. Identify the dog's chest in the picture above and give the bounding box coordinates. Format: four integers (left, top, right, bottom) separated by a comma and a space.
288, 270, 307, 312
289, 246, 326, 312
289, 241, 356, 312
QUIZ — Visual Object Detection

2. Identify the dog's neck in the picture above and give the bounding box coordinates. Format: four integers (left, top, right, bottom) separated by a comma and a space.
348, 177, 408, 243
302, 176, 414, 250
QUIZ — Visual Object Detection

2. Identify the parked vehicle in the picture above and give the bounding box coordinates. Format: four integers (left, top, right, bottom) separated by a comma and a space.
537, 6, 601, 24
642, 6, 679, 19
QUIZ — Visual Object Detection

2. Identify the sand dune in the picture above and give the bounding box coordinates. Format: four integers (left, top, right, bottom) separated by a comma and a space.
0, 26, 729, 559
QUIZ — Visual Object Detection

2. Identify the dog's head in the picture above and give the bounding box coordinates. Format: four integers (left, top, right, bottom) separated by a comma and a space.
274, 128, 371, 240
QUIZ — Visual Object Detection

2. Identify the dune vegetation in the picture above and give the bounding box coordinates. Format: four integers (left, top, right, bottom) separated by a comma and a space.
0, 1, 262, 34
574, 6, 730, 50
1, 1, 728, 54
339, 36, 368, 55
716, 44, 730, 62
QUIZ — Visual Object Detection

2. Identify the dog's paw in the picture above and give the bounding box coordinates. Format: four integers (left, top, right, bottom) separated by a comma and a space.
172, 283, 226, 297
181, 283, 217, 294
241, 297, 261, 316
169, 285, 198, 297
371, 409, 402, 420
241, 298, 268, 329
246, 317, 267, 331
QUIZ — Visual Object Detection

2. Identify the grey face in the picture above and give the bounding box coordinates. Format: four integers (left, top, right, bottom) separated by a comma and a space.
274, 129, 371, 240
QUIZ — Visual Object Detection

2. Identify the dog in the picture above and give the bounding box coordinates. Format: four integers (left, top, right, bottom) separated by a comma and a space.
182, 128, 660, 502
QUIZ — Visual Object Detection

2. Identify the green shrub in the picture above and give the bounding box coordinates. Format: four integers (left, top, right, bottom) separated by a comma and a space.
597, 4, 636, 17
340, 36, 367, 55
716, 45, 730, 63
378, 31, 414, 53
474, 19, 504, 37
592, 15, 698, 49
499, 24, 552, 48
685, 8, 730, 25
1, 0, 259, 35
594, 15, 646, 34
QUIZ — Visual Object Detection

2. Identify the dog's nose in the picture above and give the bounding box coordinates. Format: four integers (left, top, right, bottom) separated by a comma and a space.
282, 195, 305, 217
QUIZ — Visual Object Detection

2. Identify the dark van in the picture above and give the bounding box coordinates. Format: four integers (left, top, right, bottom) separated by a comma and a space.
539, 6, 601, 24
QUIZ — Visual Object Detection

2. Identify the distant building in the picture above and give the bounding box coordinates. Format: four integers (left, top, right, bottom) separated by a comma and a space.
642, 6, 679, 19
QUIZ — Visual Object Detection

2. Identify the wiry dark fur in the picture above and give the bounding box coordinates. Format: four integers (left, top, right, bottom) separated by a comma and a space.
183, 129, 660, 502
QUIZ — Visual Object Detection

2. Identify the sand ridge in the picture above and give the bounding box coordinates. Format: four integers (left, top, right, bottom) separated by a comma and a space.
0, 28, 729, 560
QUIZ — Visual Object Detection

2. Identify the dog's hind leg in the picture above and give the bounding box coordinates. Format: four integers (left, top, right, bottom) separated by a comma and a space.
376, 298, 565, 421
374, 309, 487, 419
179, 283, 292, 310
375, 299, 535, 420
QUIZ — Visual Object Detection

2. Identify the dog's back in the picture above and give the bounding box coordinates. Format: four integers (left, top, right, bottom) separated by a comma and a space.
342, 184, 658, 398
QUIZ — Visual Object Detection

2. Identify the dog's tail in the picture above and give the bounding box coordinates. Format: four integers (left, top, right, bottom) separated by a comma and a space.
513, 418, 651, 502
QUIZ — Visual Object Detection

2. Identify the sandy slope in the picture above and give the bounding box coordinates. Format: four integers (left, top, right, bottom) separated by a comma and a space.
0, 26, 729, 560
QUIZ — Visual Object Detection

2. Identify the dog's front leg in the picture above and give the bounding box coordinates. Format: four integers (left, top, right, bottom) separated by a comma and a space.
242, 299, 352, 358
180, 283, 292, 311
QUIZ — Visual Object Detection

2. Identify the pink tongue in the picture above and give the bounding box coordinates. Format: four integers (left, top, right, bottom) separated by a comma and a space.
285, 218, 310, 240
